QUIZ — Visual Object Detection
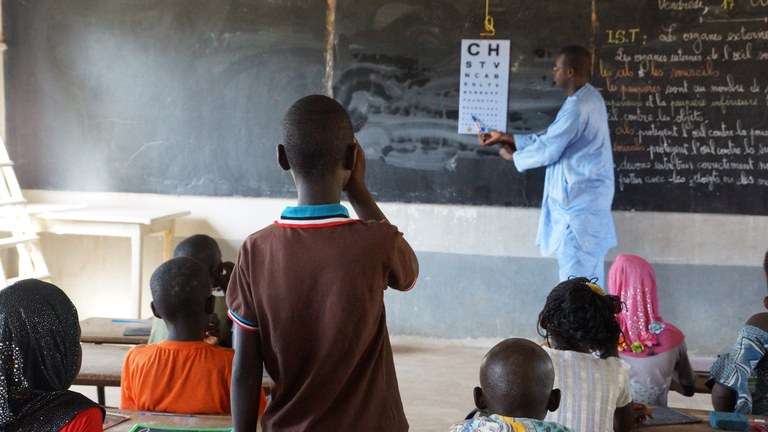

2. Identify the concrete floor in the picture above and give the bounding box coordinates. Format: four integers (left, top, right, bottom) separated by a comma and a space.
392, 336, 712, 431
73, 336, 714, 431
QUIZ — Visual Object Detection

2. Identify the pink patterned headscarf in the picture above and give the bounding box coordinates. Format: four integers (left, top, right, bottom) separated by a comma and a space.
608, 254, 685, 358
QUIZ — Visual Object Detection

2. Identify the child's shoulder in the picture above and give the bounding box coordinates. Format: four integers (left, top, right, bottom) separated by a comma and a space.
356, 219, 404, 234
208, 344, 235, 357
745, 312, 768, 332
545, 347, 628, 369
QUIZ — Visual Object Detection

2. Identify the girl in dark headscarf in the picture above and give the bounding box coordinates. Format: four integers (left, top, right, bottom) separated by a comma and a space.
0, 279, 104, 431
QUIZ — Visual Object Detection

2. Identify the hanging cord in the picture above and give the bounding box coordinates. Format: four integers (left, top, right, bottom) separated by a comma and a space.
480, 0, 495, 37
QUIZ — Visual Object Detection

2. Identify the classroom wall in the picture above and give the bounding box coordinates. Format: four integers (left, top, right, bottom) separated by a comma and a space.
24, 188, 768, 357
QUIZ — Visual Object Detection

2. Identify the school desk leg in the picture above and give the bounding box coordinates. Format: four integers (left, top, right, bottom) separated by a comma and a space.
130, 232, 143, 318
97, 386, 105, 406
162, 226, 174, 261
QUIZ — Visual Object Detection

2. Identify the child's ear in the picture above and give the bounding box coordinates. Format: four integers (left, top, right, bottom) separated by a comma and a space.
547, 388, 561, 412
473, 386, 487, 411
343, 141, 358, 171
277, 144, 291, 171
150, 301, 162, 319
763, 296, 768, 310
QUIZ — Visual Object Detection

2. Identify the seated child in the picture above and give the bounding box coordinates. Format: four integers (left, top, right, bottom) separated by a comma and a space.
708, 250, 768, 415
449, 338, 574, 432
149, 234, 235, 347
608, 254, 695, 406
121, 256, 264, 414
227, 95, 419, 431
538, 278, 635, 432
0, 279, 104, 431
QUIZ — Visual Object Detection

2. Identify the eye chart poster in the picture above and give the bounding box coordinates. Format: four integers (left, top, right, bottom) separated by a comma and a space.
458, 39, 510, 134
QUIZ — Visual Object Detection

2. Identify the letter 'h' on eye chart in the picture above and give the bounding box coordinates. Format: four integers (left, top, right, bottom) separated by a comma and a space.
458, 39, 510, 134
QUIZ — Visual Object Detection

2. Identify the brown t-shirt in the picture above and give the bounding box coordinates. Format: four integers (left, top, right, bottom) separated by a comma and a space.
227, 206, 418, 431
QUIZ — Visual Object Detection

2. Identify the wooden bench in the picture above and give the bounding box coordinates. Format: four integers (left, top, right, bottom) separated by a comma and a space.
105, 409, 245, 431
75, 343, 132, 405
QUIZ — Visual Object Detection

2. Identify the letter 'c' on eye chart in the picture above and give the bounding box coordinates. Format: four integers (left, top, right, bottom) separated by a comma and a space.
458, 39, 510, 134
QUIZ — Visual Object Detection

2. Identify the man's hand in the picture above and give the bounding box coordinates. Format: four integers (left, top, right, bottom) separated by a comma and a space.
478, 130, 514, 147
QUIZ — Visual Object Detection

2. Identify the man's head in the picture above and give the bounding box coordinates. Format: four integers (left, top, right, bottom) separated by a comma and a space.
473, 338, 560, 420
150, 257, 213, 330
553, 45, 592, 93
174, 234, 224, 288
278, 95, 356, 182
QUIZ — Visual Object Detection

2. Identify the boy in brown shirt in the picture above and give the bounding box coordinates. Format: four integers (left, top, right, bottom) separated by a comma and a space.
227, 95, 419, 431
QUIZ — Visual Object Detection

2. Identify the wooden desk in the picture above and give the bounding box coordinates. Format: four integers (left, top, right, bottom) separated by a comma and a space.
693, 370, 711, 394
690, 357, 715, 394
30, 205, 190, 317
642, 407, 768, 430
105, 409, 247, 431
75, 342, 272, 406
80, 317, 151, 345
75, 343, 132, 405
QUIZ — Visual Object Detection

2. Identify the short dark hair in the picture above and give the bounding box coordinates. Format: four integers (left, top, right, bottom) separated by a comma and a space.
150, 256, 211, 322
538, 277, 623, 357
480, 338, 554, 416
174, 234, 221, 270
282, 95, 354, 180
558, 45, 592, 79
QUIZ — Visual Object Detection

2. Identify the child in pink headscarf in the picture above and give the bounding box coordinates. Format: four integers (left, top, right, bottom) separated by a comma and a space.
608, 254, 695, 406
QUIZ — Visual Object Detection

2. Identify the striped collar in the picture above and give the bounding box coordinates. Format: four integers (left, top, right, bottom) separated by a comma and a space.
276, 203, 358, 228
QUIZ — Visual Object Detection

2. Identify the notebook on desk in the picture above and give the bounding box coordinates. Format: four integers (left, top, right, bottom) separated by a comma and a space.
642, 406, 701, 427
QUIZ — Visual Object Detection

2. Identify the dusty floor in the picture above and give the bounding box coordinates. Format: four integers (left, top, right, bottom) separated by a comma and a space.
74, 336, 713, 431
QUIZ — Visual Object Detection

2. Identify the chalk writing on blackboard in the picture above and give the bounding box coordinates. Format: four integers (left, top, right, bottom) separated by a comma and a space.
596, 0, 768, 214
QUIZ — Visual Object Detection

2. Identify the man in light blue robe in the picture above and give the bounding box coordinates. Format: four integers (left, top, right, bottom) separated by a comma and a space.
481, 46, 616, 282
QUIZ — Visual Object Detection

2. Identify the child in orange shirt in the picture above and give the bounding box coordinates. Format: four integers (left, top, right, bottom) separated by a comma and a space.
149, 234, 235, 347
120, 256, 266, 414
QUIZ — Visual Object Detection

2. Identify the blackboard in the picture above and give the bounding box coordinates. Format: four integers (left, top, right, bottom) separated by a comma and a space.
596, 0, 768, 214
5, 0, 328, 197
4, 1, 767, 214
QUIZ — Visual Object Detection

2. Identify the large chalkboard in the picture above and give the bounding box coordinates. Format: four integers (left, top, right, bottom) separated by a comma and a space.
596, 0, 768, 214
4, 1, 768, 214
5, 0, 328, 197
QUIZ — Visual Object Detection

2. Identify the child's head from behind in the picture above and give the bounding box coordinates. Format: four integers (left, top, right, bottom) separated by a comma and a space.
150, 257, 213, 331
608, 254, 664, 354
174, 234, 223, 288
0, 279, 82, 393
538, 277, 623, 358
474, 338, 560, 420
0, 279, 86, 429
279, 95, 355, 182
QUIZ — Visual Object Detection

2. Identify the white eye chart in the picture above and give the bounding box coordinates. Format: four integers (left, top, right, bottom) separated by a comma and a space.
458, 39, 510, 134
